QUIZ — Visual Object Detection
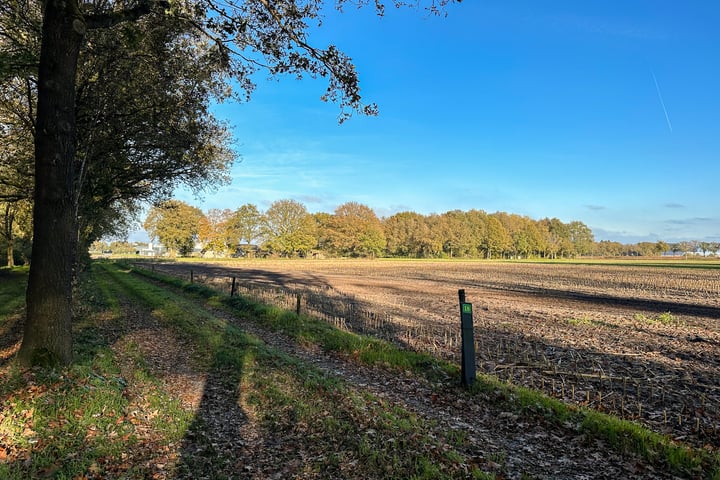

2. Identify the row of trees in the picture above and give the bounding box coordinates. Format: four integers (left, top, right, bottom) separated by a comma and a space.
595, 240, 720, 258
135, 198, 708, 260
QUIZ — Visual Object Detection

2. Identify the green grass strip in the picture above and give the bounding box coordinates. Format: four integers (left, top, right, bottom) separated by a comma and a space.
121, 260, 720, 479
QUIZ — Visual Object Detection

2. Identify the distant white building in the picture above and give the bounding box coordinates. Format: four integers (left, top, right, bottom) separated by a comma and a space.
136, 241, 166, 257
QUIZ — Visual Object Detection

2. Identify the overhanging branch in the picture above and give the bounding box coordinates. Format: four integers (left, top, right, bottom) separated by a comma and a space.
83, 0, 170, 30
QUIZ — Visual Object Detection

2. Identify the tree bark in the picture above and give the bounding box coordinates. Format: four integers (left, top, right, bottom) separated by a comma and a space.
17, 0, 85, 366
6, 238, 14, 268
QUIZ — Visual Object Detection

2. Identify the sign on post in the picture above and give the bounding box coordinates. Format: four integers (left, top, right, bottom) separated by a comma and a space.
459, 289, 476, 387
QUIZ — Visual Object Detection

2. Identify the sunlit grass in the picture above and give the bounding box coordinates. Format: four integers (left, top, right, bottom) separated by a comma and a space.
0, 266, 198, 479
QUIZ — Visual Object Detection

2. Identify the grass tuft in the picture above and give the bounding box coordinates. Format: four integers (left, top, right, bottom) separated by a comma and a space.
634, 311, 684, 326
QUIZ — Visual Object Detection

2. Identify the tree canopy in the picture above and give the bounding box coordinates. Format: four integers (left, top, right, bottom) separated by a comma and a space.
198, 208, 234, 256
262, 199, 316, 256
228, 203, 263, 250
326, 201, 385, 257
73, 11, 235, 248
144, 200, 205, 257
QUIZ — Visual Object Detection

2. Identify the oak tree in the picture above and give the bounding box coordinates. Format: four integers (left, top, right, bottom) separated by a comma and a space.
439, 210, 475, 258
227, 203, 263, 253
482, 215, 511, 259
198, 208, 234, 256
568, 220, 594, 257
326, 201, 385, 257
144, 200, 205, 257
383, 211, 428, 257
262, 199, 316, 257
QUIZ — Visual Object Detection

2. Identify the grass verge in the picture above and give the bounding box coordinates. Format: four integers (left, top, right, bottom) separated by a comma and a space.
1, 264, 193, 479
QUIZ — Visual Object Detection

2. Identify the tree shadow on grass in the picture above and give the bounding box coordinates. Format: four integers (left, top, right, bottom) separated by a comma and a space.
101, 266, 266, 478
0, 312, 24, 369
172, 326, 254, 479
0, 269, 28, 368
0, 264, 269, 480
129, 261, 442, 362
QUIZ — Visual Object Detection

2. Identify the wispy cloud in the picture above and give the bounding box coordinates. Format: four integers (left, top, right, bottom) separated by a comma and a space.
665, 217, 716, 226
585, 204, 606, 211
664, 203, 685, 209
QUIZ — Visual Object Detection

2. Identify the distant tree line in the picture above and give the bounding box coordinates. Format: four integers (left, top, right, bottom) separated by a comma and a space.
80, 198, 720, 261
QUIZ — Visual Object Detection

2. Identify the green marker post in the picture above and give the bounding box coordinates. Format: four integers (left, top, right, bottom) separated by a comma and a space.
458, 289, 476, 387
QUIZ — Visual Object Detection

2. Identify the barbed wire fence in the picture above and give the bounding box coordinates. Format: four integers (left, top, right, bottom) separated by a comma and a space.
134, 262, 464, 359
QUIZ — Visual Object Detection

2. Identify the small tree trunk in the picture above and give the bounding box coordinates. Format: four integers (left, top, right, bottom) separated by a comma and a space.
6, 238, 14, 268
17, 0, 85, 367
2, 204, 14, 268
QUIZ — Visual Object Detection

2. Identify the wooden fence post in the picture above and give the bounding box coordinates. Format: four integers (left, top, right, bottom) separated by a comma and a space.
231, 277, 236, 297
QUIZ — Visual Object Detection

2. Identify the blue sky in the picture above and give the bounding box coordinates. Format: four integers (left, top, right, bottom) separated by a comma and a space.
167, 1, 720, 244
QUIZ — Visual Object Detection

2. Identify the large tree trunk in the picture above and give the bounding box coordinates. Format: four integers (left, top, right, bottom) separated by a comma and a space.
17, 0, 85, 366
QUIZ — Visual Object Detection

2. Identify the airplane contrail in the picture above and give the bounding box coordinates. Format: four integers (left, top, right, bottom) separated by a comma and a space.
651, 70, 673, 133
